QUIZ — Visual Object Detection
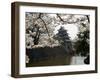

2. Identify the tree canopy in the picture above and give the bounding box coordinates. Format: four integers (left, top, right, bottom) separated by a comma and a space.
25, 12, 90, 56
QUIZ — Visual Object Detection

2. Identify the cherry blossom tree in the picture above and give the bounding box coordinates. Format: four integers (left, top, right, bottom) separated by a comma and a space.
25, 12, 90, 52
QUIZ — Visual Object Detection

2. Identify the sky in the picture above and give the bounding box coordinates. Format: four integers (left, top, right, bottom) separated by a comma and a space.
54, 24, 78, 40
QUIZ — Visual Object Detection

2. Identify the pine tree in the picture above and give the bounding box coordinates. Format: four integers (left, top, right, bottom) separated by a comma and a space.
56, 26, 73, 54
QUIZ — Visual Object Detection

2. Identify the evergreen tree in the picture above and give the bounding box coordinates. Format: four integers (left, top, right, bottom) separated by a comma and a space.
74, 30, 89, 56
74, 15, 90, 56
55, 26, 73, 54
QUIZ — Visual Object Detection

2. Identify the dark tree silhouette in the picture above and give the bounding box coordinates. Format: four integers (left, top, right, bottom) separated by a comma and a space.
74, 31, 89, 56
55, 26, 73, 54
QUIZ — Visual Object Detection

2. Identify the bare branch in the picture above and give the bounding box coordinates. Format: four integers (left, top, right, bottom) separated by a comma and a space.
86, 15, 90, 23
56, 14, 78, 24
56, 14, 65, 22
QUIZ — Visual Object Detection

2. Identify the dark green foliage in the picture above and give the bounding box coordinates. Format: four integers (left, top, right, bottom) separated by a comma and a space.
74, 15, 90, 56
74, 30, 89, 56
26, 46, 72, 67
54, 26, 74, 55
